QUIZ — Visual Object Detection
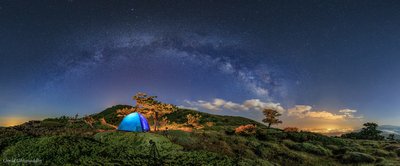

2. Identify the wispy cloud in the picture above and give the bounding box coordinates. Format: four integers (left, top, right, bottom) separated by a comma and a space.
287, 105, 362, 120
177, 105, 199, 111
185, 98, 285, 113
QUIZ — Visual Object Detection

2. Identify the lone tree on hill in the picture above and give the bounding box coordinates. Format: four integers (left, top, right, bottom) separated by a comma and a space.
133, 92, 176, 131
360, 122, 384, 140
341, 122, 384, 140
262, 108, 282, 128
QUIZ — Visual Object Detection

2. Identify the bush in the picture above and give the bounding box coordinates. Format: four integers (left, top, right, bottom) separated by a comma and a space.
186, 113, 202, 127
361, 141, 379, 148
283, 127, 299, 132
300, 143, 332, 156
225, 128, 236, 135
341, 152, 376, 164
166, 150, 233, 165
325, 145, 339, 151
285, 141, 332, 156
259, 142, 308, 164
395, 148, 400, 157
331, 147, 352, 155
373, 149, 391, 157
235, 124, 257, 136
383, 144, 400, 151
2, 136, 104, 165
0, 128, 31, 153
255, 129, 277, 141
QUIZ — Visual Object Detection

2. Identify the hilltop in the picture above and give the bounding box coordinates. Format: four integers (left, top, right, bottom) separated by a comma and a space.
1, 105, 400, 165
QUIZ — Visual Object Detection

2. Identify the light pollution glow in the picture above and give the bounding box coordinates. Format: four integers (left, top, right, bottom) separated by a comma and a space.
0, 116, 42, 127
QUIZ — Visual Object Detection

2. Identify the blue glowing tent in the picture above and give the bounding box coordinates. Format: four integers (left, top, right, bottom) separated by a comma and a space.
118, 112, 150, 132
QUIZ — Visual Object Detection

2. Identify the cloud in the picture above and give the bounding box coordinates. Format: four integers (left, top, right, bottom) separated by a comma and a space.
243, 99, 285, 113
287, 105, 362, 120
177, 105, 199, 111
185, 98, 285, 113
339, 109, 362, 118
223, 101, 249, 111
287, 105, 312, 117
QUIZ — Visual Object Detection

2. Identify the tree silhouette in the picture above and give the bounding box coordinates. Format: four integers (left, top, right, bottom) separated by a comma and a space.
387, 134, 395, 141
359, 122, 384, 140
262, 108, 282, 128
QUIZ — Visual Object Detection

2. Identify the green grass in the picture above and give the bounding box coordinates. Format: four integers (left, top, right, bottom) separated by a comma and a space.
1, 105, 400, 165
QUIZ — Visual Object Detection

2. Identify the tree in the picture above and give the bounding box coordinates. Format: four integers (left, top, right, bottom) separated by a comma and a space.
388, 134, 395, 141
262, 108, 282, 128
116, 107, 136, 117
186, 113, 202, 127
133, 92, 176, 131
342, 122, 384, 140
359, 122, 384, 140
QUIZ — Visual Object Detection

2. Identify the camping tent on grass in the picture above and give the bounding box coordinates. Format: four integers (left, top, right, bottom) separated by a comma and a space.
118, 112, 150, 132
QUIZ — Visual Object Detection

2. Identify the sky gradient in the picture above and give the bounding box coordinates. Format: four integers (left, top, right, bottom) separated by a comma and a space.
1, 0, 400, 133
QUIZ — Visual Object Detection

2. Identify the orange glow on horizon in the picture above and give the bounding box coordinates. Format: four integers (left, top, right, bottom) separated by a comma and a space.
0, 116, 39, 127
300, 127, 354, 136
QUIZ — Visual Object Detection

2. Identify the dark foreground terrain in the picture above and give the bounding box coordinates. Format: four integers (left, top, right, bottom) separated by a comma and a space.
1, 105, 400, 165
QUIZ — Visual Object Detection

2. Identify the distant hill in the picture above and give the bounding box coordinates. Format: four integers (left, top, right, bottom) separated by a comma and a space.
1, 105, 400, 165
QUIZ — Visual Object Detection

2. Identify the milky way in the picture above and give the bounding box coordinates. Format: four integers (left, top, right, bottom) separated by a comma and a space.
2, 0, 400, 130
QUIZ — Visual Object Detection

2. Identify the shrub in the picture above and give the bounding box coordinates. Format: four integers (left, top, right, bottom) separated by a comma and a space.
361, 141, 379, 148
0, 128, 31, 153
260, 142, 307, 164
373, 149, 391, 157
283, 127, 299, 132
300, 143, 332, 156
186, 114, 202, 127
166, 151, 233, 165
235, 124, 257, 136
206, 122, 215, 127
341, 152, 376, 164
282, 139, 297, 148
332, 147, 352, 155
159, 117, 170, 127
255, 129, 277, 141
325, 145, 339, 151
285, 142, 332, 156
225, 128, 236, 135
383, 144, 400, 151
2, 136, 104, 165
375, 157, 385, 163
395, 148, 400, 157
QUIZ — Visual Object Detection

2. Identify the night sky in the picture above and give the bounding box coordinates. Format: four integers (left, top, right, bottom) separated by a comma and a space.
1, 0, 400, 133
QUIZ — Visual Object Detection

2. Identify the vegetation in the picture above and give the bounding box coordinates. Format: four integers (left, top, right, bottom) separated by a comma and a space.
342, 122, 385, 140
1, 104, 400, 165
235, 124, 257, 136
262, 108, 282, 128
132, 92, 177, 131
186, 113, 202, 128
283, 127, 299, 132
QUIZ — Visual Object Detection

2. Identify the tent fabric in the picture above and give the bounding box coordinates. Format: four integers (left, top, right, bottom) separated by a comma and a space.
118, 112, 150, 132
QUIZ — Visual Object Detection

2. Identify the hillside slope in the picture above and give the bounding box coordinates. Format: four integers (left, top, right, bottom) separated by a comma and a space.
1, 105, 400, 165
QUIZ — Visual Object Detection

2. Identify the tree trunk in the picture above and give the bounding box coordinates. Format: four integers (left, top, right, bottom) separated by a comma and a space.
154, 112, 159, 131
268, 123, 271, 128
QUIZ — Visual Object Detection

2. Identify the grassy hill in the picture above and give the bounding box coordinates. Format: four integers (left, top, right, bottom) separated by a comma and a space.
1, 105, 400, 165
